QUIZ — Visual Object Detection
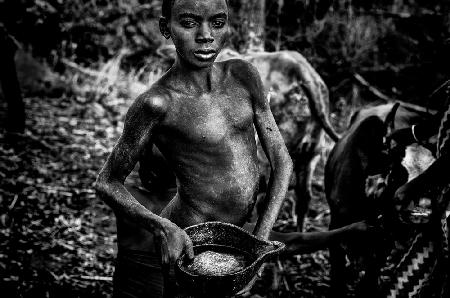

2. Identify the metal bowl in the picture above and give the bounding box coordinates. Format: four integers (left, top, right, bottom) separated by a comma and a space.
175, 221, 284, 297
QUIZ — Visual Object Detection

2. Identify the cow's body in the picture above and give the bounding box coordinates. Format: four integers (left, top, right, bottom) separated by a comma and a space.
217, 49, 339, 147
325, 102, 434, 297
150, 46, 339, 230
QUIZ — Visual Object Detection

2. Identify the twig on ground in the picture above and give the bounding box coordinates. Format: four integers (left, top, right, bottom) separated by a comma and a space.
23, 131, 54, 151
80, 275, 113, 282
61, 58, 102, 78
8, 195, 19, 210
277, 260, 290, 292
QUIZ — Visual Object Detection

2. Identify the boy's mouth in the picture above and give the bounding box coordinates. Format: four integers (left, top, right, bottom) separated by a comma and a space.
193, 49, 216, 61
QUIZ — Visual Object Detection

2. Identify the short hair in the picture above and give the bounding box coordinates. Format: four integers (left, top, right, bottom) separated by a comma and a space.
161, 0, 173, 19
162, 0, 229, 19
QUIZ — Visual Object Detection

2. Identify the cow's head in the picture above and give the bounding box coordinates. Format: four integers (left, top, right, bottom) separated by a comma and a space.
348, 103, 400, 176
365, 103, 438, 230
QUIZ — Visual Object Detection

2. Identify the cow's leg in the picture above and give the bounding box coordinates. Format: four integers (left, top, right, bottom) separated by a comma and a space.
306, 153, 322, 207
294, 154, 314, 231
329, 218, 348, 298
295, 125, 322, 231
356, 245, 381, 298
294, 161, 308, 231
294, 152, 322, 232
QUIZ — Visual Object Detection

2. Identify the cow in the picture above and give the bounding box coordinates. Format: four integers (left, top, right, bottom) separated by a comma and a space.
324, 102, 436, 297
145, 45, 340, 230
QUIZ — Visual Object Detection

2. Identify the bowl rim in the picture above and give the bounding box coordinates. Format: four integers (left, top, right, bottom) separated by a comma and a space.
176, 221, 285, 278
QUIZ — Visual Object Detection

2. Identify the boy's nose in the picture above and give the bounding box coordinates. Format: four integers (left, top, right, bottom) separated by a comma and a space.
196, 23, 214, 43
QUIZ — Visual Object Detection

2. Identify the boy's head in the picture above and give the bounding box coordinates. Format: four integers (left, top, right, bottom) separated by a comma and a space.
161, 0, 229, 20
161, 0, 174, 20
159, 0, 230, 68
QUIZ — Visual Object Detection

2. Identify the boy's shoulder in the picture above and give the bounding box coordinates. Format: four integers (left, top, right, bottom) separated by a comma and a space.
134, 82, 172, 116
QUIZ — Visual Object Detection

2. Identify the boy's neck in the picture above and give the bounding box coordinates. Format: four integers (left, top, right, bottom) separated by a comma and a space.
173, 57, 217, 93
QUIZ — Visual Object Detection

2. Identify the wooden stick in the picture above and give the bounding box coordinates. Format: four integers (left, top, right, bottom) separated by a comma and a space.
353, 73, 393, 102
8, 195, 19, 210
61, 58, 102, 78
352, 73, 438, 115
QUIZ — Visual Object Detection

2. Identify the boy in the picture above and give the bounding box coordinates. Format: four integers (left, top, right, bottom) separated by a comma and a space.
95, 0, 293, 296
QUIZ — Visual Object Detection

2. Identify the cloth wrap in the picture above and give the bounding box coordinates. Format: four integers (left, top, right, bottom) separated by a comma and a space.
113, 249, 178, 298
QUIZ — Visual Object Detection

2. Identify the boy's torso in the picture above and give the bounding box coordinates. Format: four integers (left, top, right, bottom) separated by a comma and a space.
117, 60, 261, 251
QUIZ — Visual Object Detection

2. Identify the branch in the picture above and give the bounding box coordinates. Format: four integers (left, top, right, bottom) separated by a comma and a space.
360, 8, 443, 19
61, 58, 102, 77
428, 79, 450, 101
352, 73, 437, 114
352, 73, 393, 102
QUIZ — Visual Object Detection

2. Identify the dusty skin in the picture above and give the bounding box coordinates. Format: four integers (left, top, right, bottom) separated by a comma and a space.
95, 0, 293, 271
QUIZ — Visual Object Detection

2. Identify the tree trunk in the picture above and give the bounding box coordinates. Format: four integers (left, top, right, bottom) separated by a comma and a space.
0, 25, 25, 133
240, 0, 266, 52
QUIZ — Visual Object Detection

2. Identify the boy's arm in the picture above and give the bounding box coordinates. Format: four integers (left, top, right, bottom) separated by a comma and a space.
242, 62, 293, 239
95, 92, 193, 264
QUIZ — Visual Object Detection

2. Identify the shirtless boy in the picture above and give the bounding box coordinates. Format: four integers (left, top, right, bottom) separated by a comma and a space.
95, 0, 293, 296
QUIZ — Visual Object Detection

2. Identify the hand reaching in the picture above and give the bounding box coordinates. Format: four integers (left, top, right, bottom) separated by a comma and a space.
348, 220, 372, 234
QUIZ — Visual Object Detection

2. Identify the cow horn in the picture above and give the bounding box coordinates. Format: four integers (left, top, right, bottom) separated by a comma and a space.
384, 102, 400, 132
426, 79, 450, 113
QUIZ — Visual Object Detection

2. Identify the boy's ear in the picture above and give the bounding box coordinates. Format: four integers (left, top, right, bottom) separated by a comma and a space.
159, 17, 171, 40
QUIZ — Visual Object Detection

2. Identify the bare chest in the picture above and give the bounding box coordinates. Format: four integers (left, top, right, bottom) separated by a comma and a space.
160, 88, 254, 144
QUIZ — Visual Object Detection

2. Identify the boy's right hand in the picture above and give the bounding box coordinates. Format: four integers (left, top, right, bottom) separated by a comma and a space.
157, 218, 194, 266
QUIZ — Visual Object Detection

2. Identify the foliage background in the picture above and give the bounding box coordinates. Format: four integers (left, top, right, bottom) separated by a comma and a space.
0, 0, 449, 297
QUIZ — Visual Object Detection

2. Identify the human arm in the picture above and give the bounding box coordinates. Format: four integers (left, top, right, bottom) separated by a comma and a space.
241, 63, 293, 239
95, 92, 194, 264
243, 221, 371, 255
274, 221, 370, 255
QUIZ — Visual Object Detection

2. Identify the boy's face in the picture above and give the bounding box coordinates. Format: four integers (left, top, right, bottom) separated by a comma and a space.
161, 0, 229, 69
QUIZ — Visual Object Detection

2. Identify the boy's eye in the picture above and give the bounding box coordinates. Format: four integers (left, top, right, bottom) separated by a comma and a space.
211, 19, 226, 28
180, 20, 197, 28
